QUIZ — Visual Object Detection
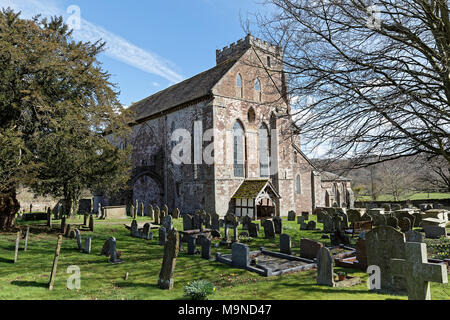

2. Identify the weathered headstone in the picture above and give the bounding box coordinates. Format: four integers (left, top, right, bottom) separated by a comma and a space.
109, 237, 122, 264
48, 235, 63, 290
75, 229, 82, 251
162, 215, 173, 231
302, 212, 310, 221
366, 226, 406, 292
172, 208, 180, 219
263, 220, 275, 239
142, 223, 153, 240
322, 214, 334, 233
391, 242, 448, 300
399, 217, 412, 233
273, 217, 282, 234
158, 229, 180, 290
422, 225, 447, 239
187, 236, 196, 255
242, 215, 252, 230
288, 211, 296, 221
387, 216, 399, 229
148, 205, 154, 219
317, 247, 334, 287
405, 230, 423, 243
159, 227, 168, 246
154, 206, 160, 225
183, 214, 193, 231
248, 223, 259, 238
84, 237, 91, 254
201, 238, 211, 260
307, 221, 317, 230
280, 234, 292, 255
231, 243, 250, 269
211, 213, 220, 230
300, 238, 324, 260
130, 219, 139, 237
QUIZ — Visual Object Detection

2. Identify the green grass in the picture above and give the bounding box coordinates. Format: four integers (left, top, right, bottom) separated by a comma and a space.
0, 216, 449, 300
357, 193, 450, 202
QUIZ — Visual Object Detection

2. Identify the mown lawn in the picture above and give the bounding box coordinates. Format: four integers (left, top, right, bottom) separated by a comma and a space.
357, 193, 450, 202
0, 216, 449, 300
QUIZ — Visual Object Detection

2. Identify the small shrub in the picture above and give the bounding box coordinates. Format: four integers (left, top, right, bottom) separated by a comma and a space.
184, 280, 216, 300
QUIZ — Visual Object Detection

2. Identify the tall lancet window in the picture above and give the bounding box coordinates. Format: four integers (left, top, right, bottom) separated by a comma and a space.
233, 121, 245, 177
254, 78, 262, 102
236, 74, 243, 98
259, 123, 270, 177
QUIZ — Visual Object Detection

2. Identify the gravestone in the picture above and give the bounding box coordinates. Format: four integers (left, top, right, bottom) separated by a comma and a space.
109, 237, 123, 264
158, 229, 180, 290
422, 226, 447, 239
231, 243, 250, 269
140, 202, 144, 217
300, 238, 324, 260
405, 230, 423, 243
142, 223, 153, 240
387, 216, 399, 229
263, 220, 275, 239
399, 217, 412, 233
61, 217, 67, 234
75, 229, 82, 251
391, 242, 448, 300
154, 206, 160, 225
347, 209, 361, 224
317, 247, 334, 287
187, 236, 196, 255
148, 205, 154, 219
273, 217, 282, 234
47, 208, 52, 227
302, 212, 310, 221
162, 215, 173, 231
183, 214, 192, 231
204, 212, 212, 229
412, 212, 422, 228
159, 227, 168, 246
373, 214, 387, 227
307, 221, 317, 230
288, 211, 296, 221
130, 220, 139, 237
172, 208, 180, 219
366, 226, 406, 292
280, 234, 292, 255
211, 213, 220, 230
193, 214, 202, 230
322, 214, 334, 233
84, 237, 91, 254
248, 223, 259, 238
48, 235, 63, 290
297, 216, 303, 224
201, 238, 211, 260
242, 215, 252, 230
163, 205, 169, 217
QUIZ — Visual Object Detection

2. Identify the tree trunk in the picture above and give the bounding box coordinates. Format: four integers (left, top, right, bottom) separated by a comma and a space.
0, 188, 20, 230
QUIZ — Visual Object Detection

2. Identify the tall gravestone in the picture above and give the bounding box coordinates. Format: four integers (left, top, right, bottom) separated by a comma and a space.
211, 213, 220, 230
263, 220, 275, 239
148, 205, 154, 219
84, 237, 91, 254
201, 238, 211, 260
366, 226, 406, 292
154, 206, 160, 225
288, 211, 296, 221
248, 223, 259, 238
187, 236, 196, 255
89, 215, 94, 232
131, 220, 139, 237
24, 227, 30, 252
159, 227, 168, 246
109, 237, 123, 264
75, 229, 82, 251
231, 243, 250, 269
158, 229, 180, 290
273, 217, 282, 234
280, 234, 292, 255
317, 247, 335, 287
183, 214, 192, 231
162, 215, 173, 231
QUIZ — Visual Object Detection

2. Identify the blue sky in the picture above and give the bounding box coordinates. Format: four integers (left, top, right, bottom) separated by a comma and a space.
0, 0, 266, 106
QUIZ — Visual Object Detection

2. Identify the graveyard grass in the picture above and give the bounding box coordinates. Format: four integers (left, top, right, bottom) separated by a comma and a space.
1, 216, 449, 300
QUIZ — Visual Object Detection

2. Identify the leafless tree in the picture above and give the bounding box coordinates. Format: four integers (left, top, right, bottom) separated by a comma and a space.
418, 155, 450, 191
253, 0, 450, 167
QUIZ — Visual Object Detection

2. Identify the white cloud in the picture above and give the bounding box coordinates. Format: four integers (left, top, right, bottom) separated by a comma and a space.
0, 0, 184, 83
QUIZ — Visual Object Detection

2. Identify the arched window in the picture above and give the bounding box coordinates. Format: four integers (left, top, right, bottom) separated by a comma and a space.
233, 121, 245, 177
259, 123, 270, 177
296, 175, 302, 195
247, 107, 256, 123
236, 74, 243, 98
254, 78, 262, 102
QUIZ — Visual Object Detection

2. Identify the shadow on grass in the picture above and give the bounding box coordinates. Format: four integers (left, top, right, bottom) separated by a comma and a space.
0, 257, 13, 263
11, 280, 48, 288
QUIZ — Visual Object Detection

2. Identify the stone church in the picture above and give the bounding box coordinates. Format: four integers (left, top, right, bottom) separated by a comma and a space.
105, 34, 354, 218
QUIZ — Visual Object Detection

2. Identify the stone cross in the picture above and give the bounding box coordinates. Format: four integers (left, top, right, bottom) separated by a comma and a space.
158, 229, 180, 290
391, 242, 448, 300
48, 235, 63, 290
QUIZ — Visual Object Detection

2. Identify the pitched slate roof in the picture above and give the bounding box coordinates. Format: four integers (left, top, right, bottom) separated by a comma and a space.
128, 57, 241, 123
232, 179, 281, 199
